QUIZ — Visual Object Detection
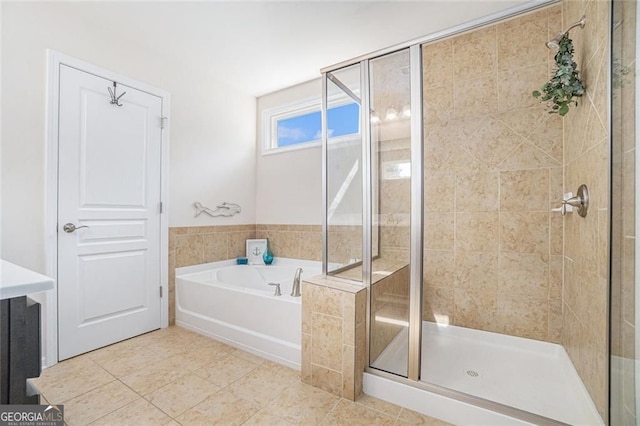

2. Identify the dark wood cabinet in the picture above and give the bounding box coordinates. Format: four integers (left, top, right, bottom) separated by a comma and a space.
0, 296, 42, 404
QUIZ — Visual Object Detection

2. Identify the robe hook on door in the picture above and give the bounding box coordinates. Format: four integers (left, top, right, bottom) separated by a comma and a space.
108, 81, 126, 106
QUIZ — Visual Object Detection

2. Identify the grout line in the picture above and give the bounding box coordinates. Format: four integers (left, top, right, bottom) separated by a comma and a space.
86, 395, 142, 426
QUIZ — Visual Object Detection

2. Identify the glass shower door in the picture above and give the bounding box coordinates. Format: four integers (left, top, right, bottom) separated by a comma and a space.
610, 0, 638, 423
367, 48, 418, 378
325, 64, 363, 281
323, 47, 422, 381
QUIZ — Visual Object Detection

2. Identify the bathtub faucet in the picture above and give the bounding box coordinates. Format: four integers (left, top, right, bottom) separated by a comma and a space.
291, 268, 303, 297
268, 282, 281, 296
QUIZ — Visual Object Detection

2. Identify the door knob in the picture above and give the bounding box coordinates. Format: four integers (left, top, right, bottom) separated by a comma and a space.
62, 223, 90, 233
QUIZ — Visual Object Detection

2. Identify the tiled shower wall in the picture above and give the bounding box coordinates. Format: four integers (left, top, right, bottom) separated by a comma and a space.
168, 224, 322, 324
421, 5, 565, 343
562, 0, 610, 419
370, 265, 409, 362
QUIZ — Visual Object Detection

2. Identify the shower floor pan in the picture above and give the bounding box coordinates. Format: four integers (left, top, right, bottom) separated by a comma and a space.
368, 321, 603, 425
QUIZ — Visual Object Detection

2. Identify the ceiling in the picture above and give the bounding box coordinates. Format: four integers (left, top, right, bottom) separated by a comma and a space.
40, 0, 538, 97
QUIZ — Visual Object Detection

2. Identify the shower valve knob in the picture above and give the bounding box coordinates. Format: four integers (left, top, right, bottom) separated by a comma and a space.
561, 184, 589, 218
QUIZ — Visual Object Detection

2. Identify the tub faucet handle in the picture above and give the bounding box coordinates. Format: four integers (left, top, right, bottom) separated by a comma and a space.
268, 282, 282, 296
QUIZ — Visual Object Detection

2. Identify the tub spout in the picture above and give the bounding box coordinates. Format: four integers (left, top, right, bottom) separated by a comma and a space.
291, 268, 303, 297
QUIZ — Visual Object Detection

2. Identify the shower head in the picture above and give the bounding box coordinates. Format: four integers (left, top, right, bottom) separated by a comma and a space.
546, 36, 562, 50
545, 15, 586, 50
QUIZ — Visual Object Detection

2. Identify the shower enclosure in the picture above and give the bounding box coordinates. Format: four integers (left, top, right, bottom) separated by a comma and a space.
321, 1, 610, 424
324, 46, 420, 381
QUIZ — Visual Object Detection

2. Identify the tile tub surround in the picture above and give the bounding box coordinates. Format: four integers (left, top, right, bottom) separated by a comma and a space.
327, 225, 365, 266
168, 224, 321, 324
421, 5, 565, 344
33, 326, 451, 426
301, 276, 367, 401
256, 224, 323, 262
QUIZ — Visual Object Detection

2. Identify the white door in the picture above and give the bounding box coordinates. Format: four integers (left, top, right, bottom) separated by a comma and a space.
57, 65, 163, 360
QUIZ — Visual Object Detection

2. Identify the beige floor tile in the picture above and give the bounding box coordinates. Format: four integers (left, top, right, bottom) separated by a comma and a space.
119, 329, 167, 347
34, 327, 450, 426
195, 353, 259, 387
320, 399, 396, 425
134, 325, 182, 341
167, 343, 235, 371
189, 332, 234, 349
86, 338, 147, 364
262, 360, 301, 382
119, 356, 191, 395
230, 348, 268, 366
262, 381, 340, 425
226, 367, 298, 407
243, 410, 295, 425
33, 356, 115, 404
144, 373, 220, 417
175, 389, 260, 426
87, 326, 192, 364
63, 381, 139, 426
356, 394, 402, 418
147, 324, 196, 338
93, 346, 166, 378
91, 397, 172, 426
397, 408, 454, 425
144, 328, 220, 357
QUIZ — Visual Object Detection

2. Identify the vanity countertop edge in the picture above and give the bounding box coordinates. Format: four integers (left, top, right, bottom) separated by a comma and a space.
0, 259, 54, 300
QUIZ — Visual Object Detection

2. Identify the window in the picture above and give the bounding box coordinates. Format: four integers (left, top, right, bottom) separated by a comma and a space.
326, 103, 360, 138
262, 96, 360, 154
276, 110, 322, 147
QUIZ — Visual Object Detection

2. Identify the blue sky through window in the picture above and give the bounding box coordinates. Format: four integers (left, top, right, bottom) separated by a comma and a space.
277, 102, 359, 147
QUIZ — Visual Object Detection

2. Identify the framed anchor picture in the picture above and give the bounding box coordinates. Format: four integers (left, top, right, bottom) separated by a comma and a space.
246, 239, 268, 264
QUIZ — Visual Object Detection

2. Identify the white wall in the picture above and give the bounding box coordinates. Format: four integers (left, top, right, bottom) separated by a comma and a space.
256, 79, 323, 225
1, 2, 257, 274
1, 2, 257, 362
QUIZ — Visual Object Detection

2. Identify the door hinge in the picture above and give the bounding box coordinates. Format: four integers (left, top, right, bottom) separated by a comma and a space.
159, 202, 163, 213
160, 286, 163, 298
160, 116, 167, 129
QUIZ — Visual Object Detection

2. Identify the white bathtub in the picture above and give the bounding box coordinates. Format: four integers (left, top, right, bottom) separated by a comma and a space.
176, 258, 321, 369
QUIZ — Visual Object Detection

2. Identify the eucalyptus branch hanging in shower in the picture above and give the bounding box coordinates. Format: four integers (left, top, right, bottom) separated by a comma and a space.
532, 34, 585, 116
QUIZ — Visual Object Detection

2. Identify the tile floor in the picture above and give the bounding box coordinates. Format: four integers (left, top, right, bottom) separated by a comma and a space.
34, 326, 452, 425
